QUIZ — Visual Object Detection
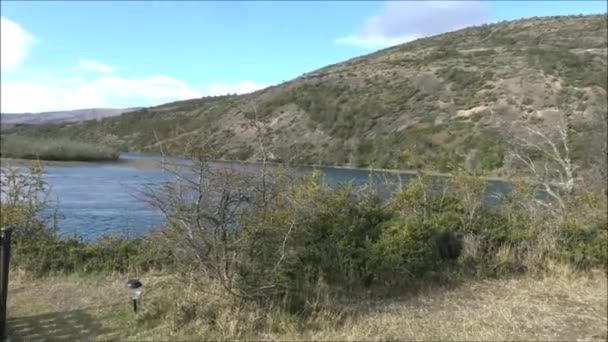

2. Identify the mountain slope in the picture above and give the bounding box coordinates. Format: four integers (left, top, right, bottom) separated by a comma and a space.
4, 14, 607, 174
0, 108, 141, 126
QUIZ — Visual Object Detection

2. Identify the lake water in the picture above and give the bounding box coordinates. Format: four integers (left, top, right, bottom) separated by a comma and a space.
4, 153, 510, 240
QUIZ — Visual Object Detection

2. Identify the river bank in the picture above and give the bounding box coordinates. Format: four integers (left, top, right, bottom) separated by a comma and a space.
1, 152, 509, 182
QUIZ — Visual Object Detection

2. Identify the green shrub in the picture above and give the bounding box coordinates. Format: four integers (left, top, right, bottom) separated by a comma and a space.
295, 185, 390, 290
236, 179, 392, 312
555, 219, 608, 270
369, 217, 444, 287
11, 223, 173, 276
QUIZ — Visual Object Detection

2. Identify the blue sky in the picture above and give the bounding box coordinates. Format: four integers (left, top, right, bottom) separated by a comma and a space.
1, 1, 606, 113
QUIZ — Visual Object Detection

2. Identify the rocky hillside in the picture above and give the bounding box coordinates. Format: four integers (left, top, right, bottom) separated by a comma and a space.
4, 14, 607, 174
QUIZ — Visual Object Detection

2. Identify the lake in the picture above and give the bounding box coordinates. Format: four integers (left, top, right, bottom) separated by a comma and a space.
3, 152, 510, 240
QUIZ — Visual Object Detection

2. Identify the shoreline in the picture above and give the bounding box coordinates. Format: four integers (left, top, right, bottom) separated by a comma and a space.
0, 154, 509, 182
1, 157, 125, 167
300, 162, 508, 182
205, 157, 508, 182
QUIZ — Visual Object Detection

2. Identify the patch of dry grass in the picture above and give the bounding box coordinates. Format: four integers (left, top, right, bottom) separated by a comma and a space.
6, 272, 169, 341
297, 274, 607, 341
7, 270, 606, 341
0, 136, 119, 162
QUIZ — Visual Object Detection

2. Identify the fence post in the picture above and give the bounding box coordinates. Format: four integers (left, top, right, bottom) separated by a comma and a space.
0, 227, 13, 340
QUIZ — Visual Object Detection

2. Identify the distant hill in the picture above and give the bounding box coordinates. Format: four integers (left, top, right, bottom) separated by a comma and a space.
1, 107, 141, 126
3, 14, 606, 174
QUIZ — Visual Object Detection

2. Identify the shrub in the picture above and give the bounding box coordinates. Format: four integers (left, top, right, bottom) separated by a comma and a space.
288, 184, 390, 292
11, 226, 173, 276
555, 219, 607, 270
369, 217, 444, 287
233, 175, 392, 311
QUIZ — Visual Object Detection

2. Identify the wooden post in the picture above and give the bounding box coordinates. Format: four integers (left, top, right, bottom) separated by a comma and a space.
0, 227, 13, 340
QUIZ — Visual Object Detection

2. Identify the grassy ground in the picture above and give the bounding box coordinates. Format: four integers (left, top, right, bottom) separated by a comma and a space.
7, 271, 607, 341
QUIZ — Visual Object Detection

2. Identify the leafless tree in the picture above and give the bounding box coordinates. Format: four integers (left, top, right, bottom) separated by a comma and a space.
140, 106, 299, 301
504, 90, 589, 215
507, 119, 577, 209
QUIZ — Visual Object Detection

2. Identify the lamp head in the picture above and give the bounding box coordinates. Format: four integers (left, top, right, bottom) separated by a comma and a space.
126, 279, 143, 300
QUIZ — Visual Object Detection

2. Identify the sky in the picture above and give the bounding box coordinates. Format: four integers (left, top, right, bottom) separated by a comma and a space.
1, 0, 606, 113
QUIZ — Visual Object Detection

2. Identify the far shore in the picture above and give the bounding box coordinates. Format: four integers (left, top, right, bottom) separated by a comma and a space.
301, 162, 509, 182
1, 153, 509, 182
0, 156, 163, 170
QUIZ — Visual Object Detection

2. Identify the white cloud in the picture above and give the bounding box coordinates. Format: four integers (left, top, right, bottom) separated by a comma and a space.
1, 16, 36, 72
336, 1, 489, 50
1, 74, 203, 113
78, 59, 115, 74
1, 72, 272, 113
0, 18, 272, 113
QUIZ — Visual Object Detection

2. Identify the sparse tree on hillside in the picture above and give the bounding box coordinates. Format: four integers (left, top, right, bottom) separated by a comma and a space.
505, 92, 596, 213
508, 118, 577, 203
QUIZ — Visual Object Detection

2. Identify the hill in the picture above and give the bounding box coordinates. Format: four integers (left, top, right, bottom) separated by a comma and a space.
0, 107, 141, 127
3, 14, 607, 174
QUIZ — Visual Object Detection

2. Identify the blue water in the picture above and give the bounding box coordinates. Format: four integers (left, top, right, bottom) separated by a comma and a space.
40, 161, 167, 239
8, 153, 510, 240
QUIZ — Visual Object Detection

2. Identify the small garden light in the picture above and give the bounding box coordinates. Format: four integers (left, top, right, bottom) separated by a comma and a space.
126, 279, 143, 313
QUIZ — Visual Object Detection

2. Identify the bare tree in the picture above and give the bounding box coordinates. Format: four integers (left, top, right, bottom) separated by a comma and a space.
507, 118, 578, 211
504, 88, 590, 214
140, 106, 299, 301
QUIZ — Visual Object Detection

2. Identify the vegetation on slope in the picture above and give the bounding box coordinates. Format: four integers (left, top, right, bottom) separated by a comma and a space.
0, 135, 119, 162
3, 15, 606, 174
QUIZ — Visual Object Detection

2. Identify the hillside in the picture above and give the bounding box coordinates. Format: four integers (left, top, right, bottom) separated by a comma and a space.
0, 107, 140, 126
3, 14, 607, 174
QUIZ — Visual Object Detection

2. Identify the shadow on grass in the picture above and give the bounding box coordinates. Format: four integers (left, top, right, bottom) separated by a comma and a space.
7, 309, 114, 341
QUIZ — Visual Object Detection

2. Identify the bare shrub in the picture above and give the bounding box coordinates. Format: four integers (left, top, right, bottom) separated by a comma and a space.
504, 86, 586, 219
0, 161, 52, 233
142, 109, 303, 303
411, 72, 441, 94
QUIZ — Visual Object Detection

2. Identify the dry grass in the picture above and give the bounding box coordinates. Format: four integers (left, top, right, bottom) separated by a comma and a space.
6, 271, 177, 341
298, 274, 607, 342
6, 271, 607, 341
0, 136, 119, 162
